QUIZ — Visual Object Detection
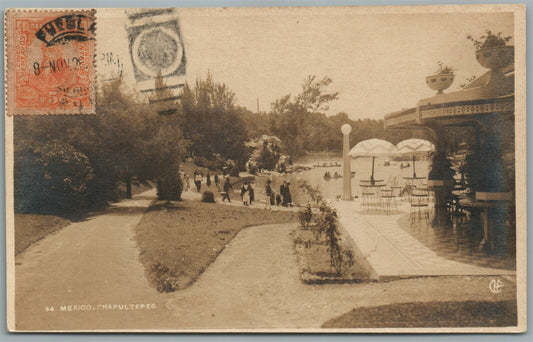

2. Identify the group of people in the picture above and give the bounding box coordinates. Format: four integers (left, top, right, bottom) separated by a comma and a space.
183, 168, 292, 208
183, 170, 221, 192
240, 182, 255, 206
265, 179, 292, 208
323, 171, 341, 179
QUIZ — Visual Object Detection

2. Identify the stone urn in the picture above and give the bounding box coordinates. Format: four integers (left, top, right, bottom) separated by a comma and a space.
425, 74, 454, 95
475, 45, 514, 71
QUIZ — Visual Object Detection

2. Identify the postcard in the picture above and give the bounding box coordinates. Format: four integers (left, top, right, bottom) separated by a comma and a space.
4, 4, 527, 332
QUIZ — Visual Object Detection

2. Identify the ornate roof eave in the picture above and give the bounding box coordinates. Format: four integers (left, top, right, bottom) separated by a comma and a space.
384, 65, 514, 130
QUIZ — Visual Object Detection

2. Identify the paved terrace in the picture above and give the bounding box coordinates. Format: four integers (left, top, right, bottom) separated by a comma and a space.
333, 200, 516, 281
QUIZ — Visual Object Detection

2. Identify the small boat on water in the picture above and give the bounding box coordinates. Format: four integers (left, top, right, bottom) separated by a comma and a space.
400, 162, 411, 169
313, 161, 341, 168
286, 165, 312, 173
323, 171, 343, 179
384, 160, 391, 166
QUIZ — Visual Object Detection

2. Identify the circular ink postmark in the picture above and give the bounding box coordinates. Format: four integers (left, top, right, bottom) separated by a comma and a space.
131, 27, 183, 77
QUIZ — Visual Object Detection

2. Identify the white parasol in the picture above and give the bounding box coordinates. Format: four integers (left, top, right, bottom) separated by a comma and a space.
396, 138, 435, 178
348, 138, 398, 183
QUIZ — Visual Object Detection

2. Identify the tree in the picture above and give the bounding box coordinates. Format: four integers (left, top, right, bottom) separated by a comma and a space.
14, 140, 94, 217
97, 78, 155, 199
270, 75, 340, 157
147, 73, 187, 200
180, 73, 250, 168
13, 74, 187, 215
295, 76, 340, 113
98, 74, 186, 201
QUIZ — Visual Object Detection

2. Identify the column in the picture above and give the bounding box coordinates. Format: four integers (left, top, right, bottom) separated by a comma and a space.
427, 126, 454, 227
341, 124, 352, 201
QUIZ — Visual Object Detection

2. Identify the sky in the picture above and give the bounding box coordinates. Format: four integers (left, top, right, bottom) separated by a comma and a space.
97, 7, 514, 120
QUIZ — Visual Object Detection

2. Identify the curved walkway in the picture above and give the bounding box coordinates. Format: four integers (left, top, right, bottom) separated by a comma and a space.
14, 189, 173, 331
162, 223, 515, 330
13, 189, 515, 331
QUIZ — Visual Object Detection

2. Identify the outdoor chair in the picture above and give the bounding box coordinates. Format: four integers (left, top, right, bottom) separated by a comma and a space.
391, 185, 403, 198
409, 188, 430, 226
455, 212, 482, 255
361, 189, 376, 209
380, 188, 397, 215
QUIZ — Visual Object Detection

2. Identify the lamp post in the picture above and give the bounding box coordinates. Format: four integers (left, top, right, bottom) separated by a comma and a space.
341, 124, 352, 200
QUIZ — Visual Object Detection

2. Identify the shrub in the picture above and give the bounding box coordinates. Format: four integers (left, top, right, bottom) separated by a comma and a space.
157, 168, 183, 201
194, 156, 225, 172
299, 180, 323, 205
314, 203, 356, 276
299, 183, 356, 276
428, 152, 455, 181
201, 191, 216, 203
299, 204, 313, 229
248, 164, 258, 175
230, 164, 241, 177
14, 141, 94, 217
433, 61, 455, 75
467, 30, 512, 49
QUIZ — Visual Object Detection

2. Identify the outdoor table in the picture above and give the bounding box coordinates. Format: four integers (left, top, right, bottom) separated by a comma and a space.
391, 185, 403, 197
403, 176, 426, 183
380, 189, 397, 214
409, 192, 430, 223
359, 183, 384, 208
411, 193, 429, 201
403, 176, 426, 190
458, 197, 511, 253
360, 183, 387, 188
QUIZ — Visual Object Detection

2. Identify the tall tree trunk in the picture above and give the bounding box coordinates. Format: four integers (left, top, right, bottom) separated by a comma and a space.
126, 176, 132, 199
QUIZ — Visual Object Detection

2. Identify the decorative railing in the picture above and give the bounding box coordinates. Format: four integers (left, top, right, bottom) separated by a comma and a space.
384, 95, 514, 129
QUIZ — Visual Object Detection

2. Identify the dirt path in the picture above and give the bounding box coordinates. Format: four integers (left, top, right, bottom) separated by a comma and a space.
14, 189, 515, 331
14, 189, 176, 331
163, 223, 516, 330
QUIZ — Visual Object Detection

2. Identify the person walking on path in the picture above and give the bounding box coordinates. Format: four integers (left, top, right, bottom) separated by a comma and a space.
183, 174, 191, 191
222, 176, 233, 202
241, 182, 250, 206
194, 171, 203, 192
284, 181, 293, 207
214, 174, 220, 191
280, 180, 288, 207
265, 180, 273, 209
281, 180, 292, 207
206, 172, 211, 187
249, 181, 255, 204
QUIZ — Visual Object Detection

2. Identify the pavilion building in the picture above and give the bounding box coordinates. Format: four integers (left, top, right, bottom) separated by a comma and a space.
383, 45, 515, 256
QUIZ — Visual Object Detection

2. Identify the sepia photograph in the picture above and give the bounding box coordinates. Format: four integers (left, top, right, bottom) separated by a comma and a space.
4, 4, 527, 333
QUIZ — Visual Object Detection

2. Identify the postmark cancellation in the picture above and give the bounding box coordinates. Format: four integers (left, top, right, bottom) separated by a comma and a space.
5, 9, 96, 115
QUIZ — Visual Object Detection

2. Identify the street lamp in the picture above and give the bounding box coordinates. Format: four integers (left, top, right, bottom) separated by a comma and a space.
341, 124, 352, 200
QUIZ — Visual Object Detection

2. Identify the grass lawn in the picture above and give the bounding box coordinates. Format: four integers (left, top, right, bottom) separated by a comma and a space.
135, 200, 297, 292
15, 214, 71, 255
322, 300, 517, 328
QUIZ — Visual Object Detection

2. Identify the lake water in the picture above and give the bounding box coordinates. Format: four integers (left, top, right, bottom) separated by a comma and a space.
266, 156, 430, 205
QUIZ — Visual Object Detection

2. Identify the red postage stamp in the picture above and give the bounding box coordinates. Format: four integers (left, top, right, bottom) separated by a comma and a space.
5, 10, 96, 115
